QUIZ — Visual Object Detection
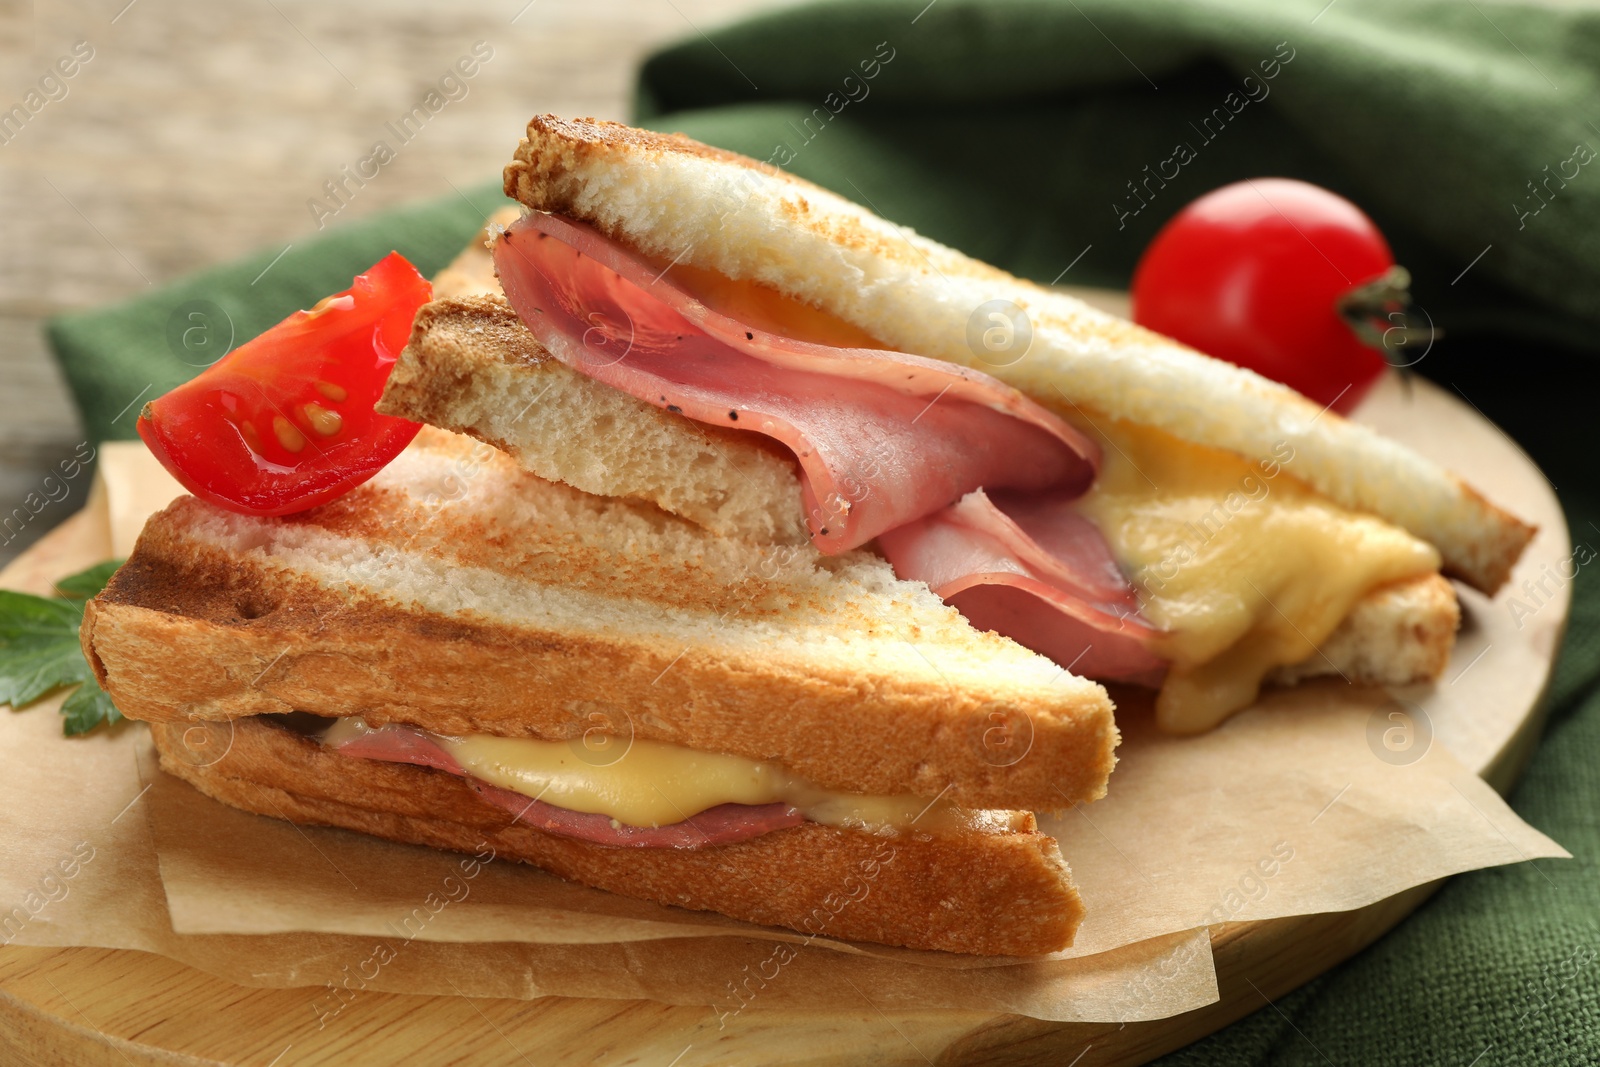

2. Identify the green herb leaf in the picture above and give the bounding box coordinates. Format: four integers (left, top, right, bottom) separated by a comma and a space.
0, 591, 92, 706
61, 681, 123, 735
0, 560, 126, 734
53, 559, 125, 599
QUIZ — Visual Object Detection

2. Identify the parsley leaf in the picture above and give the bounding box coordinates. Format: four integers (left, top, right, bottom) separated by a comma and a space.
0, 560, 126, 735
0, 592, 90, 705
62, 680, 123, 735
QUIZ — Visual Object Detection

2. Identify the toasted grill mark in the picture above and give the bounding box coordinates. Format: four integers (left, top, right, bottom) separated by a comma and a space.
416, 296, 553, 368
134, 469, 834, 622
99, 547, 314, 629
104, 536, 537, 653
280, 484, 413, 542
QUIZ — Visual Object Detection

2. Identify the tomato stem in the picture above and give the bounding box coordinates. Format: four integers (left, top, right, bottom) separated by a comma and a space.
1336, 265, 1440, 369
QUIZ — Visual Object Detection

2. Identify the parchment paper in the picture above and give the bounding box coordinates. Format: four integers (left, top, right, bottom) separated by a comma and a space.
0, 684, 1213, 1022
0, 443, 1567, 1027
144, 685, 1563, 968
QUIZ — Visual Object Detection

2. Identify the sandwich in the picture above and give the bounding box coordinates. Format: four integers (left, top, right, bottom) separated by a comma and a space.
382, 116, 1532, 735
85, 427, 1106, 956
81, 115, 1534, 958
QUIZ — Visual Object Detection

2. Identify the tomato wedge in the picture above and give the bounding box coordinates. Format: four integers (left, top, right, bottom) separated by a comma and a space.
138, 252, 431, 516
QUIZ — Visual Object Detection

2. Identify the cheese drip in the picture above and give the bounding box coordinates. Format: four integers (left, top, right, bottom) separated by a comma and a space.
1070, 418, 1441, 733
322, 718, 1011, 835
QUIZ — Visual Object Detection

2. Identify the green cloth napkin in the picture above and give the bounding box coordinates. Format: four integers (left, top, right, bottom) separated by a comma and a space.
41, 1, 1597, 1061
637, 0, 1600, 357
633, 1, 1600, 1063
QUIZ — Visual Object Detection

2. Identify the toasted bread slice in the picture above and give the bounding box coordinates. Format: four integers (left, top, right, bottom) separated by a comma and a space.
84, 427, 1117, 811
1266, 572, 1460, 687
148, 716, 1083, 956
497, 115, 1532, 594
381, 292, 1462, 693
381, 291, 806, 545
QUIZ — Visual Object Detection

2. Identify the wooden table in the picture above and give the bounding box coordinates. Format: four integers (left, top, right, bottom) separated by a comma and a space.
0, 0, 785, 567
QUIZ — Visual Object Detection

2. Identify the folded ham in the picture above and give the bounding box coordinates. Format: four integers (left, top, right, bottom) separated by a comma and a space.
492, 211, 1166, 680
494, 213, 1100, 553
878, 491, 1167, 683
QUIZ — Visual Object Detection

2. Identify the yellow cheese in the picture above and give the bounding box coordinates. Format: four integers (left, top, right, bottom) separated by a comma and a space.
662, 260, 889, 350
1070, 417, 1440, 734
322, 718, 1001, 833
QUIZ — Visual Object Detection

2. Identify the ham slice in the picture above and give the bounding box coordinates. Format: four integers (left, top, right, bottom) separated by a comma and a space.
878, 491, 1167, 682
333, 721, 467, 775
493, 212, 1100, 553
325, 722, 804, 850
468, 780, 804, 849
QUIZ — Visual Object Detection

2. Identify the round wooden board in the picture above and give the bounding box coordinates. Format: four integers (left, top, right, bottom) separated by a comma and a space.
0, 371, 1568, 1067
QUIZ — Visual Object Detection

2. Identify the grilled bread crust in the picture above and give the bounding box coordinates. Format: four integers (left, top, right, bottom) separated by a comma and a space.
83, 429, 1118, 811
147, 717, 1085, 956
497, 115, 1532, 594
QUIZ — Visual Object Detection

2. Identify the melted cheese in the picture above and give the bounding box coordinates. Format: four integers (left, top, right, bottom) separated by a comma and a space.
1070, 418, 1440, 734
323, 719, 1005, 834
662, 260, 889, 350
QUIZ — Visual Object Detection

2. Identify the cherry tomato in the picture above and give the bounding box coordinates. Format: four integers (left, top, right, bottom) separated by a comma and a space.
1131, 179, 1406, 414
138, 252, 430, 515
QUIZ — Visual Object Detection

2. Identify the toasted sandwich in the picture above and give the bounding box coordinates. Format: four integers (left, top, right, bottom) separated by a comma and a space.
85, 426, 1105, 956
380, 115, 1531, 735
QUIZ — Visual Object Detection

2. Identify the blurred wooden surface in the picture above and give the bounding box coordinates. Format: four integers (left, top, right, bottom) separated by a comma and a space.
0, 0, 789, 565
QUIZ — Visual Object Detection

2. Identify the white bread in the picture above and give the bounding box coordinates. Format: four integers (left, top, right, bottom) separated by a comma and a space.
381, 291, 807, 545
148, 716, 1085, 956
84, 427, 1118, 811
499, 116, 1532, 594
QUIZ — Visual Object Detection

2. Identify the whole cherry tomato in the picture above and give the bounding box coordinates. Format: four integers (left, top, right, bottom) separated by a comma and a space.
138, 252, 431, 515
1131, 179, 1425, 414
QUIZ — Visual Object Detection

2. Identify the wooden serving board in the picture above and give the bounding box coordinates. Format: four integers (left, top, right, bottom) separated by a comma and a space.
0, 371, 1568, 1066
